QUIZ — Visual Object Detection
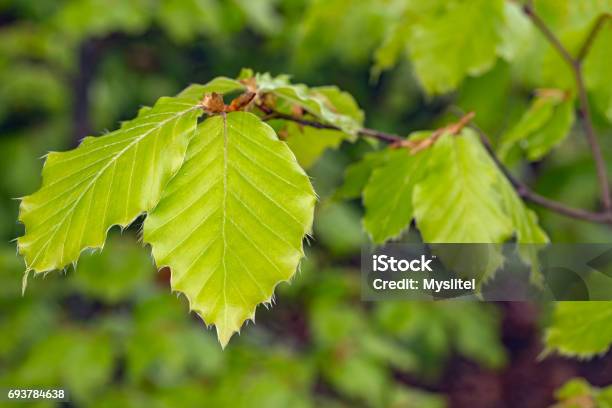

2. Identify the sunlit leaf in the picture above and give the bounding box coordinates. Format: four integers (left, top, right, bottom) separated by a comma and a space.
498, 91, 574, 161
546, 301, 612, 358
406, 0, 504, 94
254, 73, 362, 135
363, 145, 429, 243
284, 86, 364, 168
144, 112, 315, 347
334, 150, 389, 200
18, 90, 202, 274
413, 130, 513, 243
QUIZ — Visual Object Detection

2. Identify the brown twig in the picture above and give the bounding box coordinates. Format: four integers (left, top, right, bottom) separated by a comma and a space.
258, 105, 404, 144
523, 4, 612, 212
397, 111, 475, 154
266, 101, 612, 225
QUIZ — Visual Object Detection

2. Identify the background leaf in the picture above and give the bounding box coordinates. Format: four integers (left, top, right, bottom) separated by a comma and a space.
363, 146, 429, 243
406, 0, 504, 94
413, 130, 513, 243
546, 302, 612, 358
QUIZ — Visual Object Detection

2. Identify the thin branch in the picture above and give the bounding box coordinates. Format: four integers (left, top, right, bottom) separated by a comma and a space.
574, 68, 611, 210
262, 104, 612, 225
523, 4, 612, 211
259, 106, 404, 144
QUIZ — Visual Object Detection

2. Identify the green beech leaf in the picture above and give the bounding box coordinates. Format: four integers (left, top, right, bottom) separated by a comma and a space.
18, 78, 244, 276
498, 92, 574, 161
284, 86, 364, 168
497, 167, 549, 284
407, 0, 504, 95
524, 99, 575, 160
253, 73, 362, 135
285, 124, 346, 169
371, 18, 411, 79
497, 2, 534, 62
546, 302, 612, 358
311, 85, 364, 125
413, 130, 513, 243
334, 150, 389, 200
363, 147, 429, 243
144, 112, 316, 347
180, 77, 245, 98
18, 92, 201, 275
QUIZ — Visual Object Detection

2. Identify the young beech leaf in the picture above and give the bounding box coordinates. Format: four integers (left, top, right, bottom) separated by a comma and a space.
406, 0, 504, 95
18, 92, 201, 274
413, 130, 513, 243
284, 86, 364, 168
497, 95, 556, 160
498, 91, 575, 162
144, 112, 316, 348
496, 168, 549, 285
546, 302, 612, 358
363, 147, 429, 244
371, 17, 411, 79
523, 99, 575, 160
18, 77, 245, 276
285, 124, 346, 169
334, 150, 389, 200
253, 73, 362, 135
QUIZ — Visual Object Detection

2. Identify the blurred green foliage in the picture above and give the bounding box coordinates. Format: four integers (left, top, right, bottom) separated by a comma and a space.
0, 0, 611, 406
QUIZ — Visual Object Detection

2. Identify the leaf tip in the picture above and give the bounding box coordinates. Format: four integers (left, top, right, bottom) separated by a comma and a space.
216, 325, 238, 350
21, 269, 31, 296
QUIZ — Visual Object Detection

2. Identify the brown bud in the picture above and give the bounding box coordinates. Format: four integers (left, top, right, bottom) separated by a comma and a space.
201, 92, 225, 113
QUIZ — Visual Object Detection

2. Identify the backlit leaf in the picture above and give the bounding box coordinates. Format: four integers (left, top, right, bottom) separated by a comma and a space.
497, 168, 549, 284
253, 73, 362, 135
546, 302, 612, 358
18, 90, 203, 274
284, 86, 364, 168
406, 0, 504, 95
285, 124, 346, 169
334, 150, 389, 200
498, 91, 574, 161
363, 146, 429, 243
144, 112, 315, 347
413, 130, 513, 243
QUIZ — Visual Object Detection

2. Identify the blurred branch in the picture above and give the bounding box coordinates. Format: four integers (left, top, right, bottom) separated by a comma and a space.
263, 104, 612, 225
259, 105, 404, 144
522, 4, 612, 212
